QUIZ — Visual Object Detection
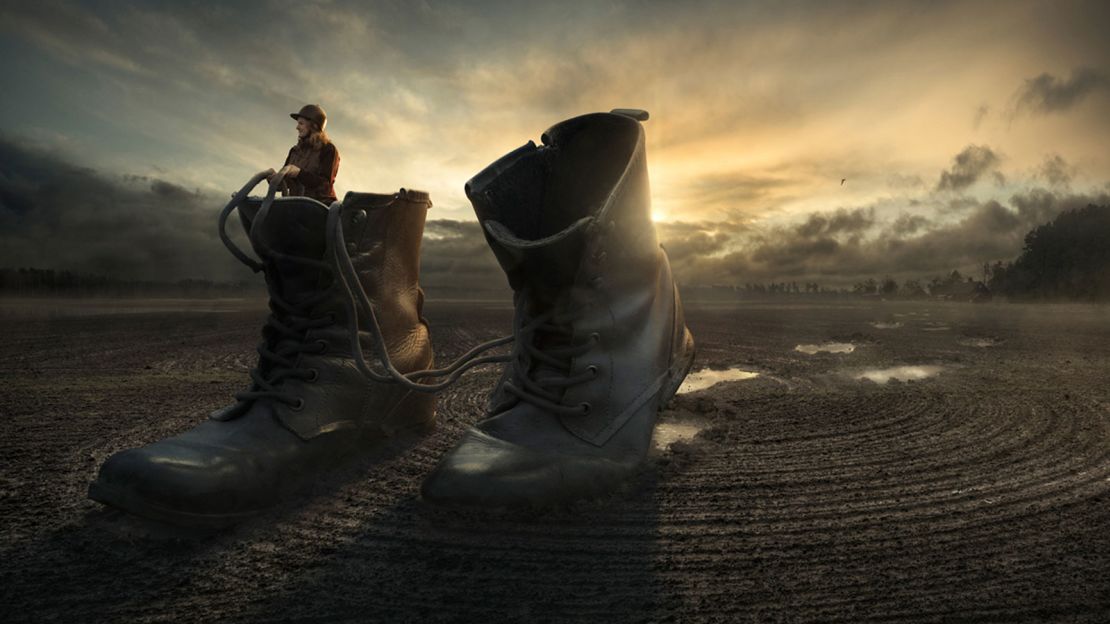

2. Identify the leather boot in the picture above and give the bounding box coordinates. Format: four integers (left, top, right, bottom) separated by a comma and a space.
89, 189, 436, 527
421, 109, 696, 508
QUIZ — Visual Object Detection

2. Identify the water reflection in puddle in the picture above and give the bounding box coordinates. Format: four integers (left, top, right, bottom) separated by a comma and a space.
854, 365, 943, 383
653, 421, 706, 449
795, 342, 856, 354
678, 367, 760, 393
870, 321, 903, 329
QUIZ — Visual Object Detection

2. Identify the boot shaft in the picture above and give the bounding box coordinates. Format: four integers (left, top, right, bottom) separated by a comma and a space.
464, 110, 687, 448
339, 189, 431, 354
238, 192, 431, 364
466, 112, 660, 296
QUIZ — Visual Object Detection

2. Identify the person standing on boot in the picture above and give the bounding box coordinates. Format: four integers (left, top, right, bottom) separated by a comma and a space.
274, 104, 340, 205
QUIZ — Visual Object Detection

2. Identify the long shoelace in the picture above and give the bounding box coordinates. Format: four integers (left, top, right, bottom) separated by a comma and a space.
217, 169, 512, 396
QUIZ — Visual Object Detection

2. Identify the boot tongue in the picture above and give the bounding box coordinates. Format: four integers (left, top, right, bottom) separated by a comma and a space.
242, 199, 329, 260
240, 199, 330, 302
483, 216, 592, 292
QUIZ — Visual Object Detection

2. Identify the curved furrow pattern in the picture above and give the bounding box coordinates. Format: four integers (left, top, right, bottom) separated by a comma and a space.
1, 300, 1107, 622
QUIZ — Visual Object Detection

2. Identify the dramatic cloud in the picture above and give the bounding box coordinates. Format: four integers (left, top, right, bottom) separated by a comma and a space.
4, 133, 1109, 292
0, 136, 248, 282
936, 145, 1001, 192
0, 136, 505, 293
2, 1, 1109, 293
1014, 67, 1109, 115
419, 219, 506, 293
664, 189, 1109, 287
794, 208, 874, 238
1037, 154, 1073, 188
2, 0, 1108, 224
972, 104, 989, 129
888, 214, 932, 236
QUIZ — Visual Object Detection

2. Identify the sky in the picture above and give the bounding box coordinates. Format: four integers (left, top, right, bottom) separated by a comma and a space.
1, 0, 1108, 289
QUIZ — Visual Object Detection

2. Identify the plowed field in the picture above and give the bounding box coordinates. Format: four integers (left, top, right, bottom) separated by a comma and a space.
1, 297, 1107, 622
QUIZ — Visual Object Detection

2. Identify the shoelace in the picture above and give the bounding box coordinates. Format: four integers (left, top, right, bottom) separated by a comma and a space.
500, 292, 600, 417
233, 276, 336, 410
215, 168, 339, 410
217, 169, 513, 397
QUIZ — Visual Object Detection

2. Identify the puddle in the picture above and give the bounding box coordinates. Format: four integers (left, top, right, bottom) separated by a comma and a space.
653, 420, 706, 449
795, 342, 856, 354
870, 321, 903, 329
921, 325, 950, 332
678, 367, 760, 393
959, 337, 1001, 347
854, 365, 943, 383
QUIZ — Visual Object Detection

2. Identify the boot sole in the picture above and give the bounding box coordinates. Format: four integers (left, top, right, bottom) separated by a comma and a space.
88, 480, 265, 530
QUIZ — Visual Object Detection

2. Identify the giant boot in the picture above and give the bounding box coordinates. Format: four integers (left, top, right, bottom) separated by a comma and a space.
89, 187, 436, 527
421, 109, 696, 508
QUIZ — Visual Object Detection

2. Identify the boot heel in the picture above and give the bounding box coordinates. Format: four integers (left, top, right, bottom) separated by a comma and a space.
660, 328, 697, 406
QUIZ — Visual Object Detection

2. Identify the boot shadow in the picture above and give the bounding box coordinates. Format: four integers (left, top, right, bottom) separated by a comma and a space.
0, 429, 434, 622
234, 466, 677, 623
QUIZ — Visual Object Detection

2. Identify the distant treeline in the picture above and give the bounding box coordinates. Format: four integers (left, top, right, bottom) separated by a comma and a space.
986, 203, 1110, 301
739, 203, 1110, 302
0, 268, 262, 298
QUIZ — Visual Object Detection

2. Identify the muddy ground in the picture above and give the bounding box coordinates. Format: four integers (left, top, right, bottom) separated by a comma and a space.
1, 297, 1108, 622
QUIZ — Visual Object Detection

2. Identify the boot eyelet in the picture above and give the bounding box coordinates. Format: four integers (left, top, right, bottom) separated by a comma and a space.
306, 369, 319, 383
579, 402, 592, 415
315, 340, 328, 353
291, 398, 305, 411
589, 332, 601, 343
587, 365, 599, 377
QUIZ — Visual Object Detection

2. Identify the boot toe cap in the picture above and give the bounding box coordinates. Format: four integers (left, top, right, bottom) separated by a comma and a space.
421, 428, 633, 509
90, 441, 269, 522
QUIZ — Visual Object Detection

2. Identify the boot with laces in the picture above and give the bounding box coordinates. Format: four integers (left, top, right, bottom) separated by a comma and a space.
89, 176, 437, 527
421, 109, 696, 508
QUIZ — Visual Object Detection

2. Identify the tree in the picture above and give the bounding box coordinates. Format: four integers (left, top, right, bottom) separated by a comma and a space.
992, 204, 1110, 300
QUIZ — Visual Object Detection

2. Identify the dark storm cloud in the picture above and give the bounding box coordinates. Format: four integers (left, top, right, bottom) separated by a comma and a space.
651, 188, 1110, 287
419, 219, 506, 292
1014, 67, 1109, 115
1036, 154, 1072, 188
794, 207, 874, 238
889, 213, 931, 236
4, 132, 1108, 292
0, 136, 511, 290
655, 219, 748, 265
0, 136, 251, 282
935, 145, 1001, 192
